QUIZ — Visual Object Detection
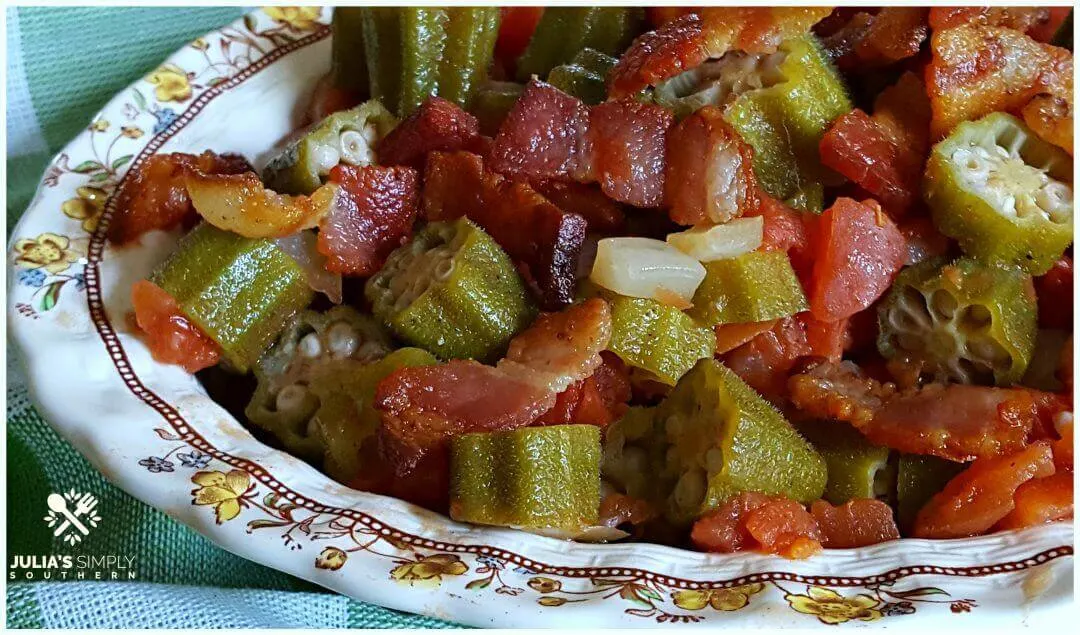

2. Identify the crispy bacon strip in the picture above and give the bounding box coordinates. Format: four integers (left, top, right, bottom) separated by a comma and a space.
490, 80, 590, 181
789, 361, 1067, 462
317, 164, 419, 276
665, 106, 760, 226
375, 298, 612, 473
929, 7, 1053, 34
376, 96, 481, 170
1022, 92, 1074, 156
586, 100, 672, 207
531, 181, 626, 234
424, 151, 587, 308
926, 24, 1073, 143
609, 8, 831, 98
109, 151, 251, 244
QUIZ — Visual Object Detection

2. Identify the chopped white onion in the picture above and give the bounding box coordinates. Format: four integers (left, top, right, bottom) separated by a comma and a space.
589, 237, 706, 307
274, 231, 343, 304
666, 216, 764, 261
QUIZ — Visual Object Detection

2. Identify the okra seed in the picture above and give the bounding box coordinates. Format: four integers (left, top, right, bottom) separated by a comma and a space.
930, 289, 958, 320
704, 448, 724, 475
276, 384, 308, 413
327, 322, 359, 358
339, 129, 374, 166
959, 304, 992, 330
356, 340, 386, 362
298, 333, 322, 358
673, 469, 706, 510
312, 144, 341, 173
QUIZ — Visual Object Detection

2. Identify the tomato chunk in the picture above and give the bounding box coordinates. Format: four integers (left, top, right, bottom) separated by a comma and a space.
811, 499, 900, 548
722, 316, 812, 403
691, 492, 822, 559
536, 352, 631, 427
995, 472, 1073, 530
494, 7, 544, 73
1036, 257, 1073, 331
806, 198, 906, 323
131, 279, 220, 373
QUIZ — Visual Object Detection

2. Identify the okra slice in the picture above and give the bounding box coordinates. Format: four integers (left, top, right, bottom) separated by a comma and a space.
925, 112, 1073, 275
450, 424, 601, 531
361, 7, 501, 115
896, 454, 965, 533
688, 250, 808, 327
330, 8, 369, 96
365, 218, 536, 362
602, 406, 663, 503
877, 257, 1037, 386
655, 35, 850, 199
798, 420, 893, 505
470, 81, 524, 136
516, 7, 644, 81
151, 223, 313, 373
547, 48, 617, 105
607, 293, 715, 386
263, 101, 398, 195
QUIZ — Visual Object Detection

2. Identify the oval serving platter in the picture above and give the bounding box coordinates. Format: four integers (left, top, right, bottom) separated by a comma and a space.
6, 7, 1074, 628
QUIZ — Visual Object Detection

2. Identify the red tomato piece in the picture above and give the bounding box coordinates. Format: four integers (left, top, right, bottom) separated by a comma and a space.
318, 164, 419, 276
1052, 421, 1072, 472
376, 96, 481, 171
494, 7, 544, 73
807, 198, 906, 323
810, 499, 900, 548
913, 441, 1055, 538
1035, 256, 1073, 330
130, 279, 220, 373
800, 313, 849, 363
995, 472, 1073, 530
691, 492, 823, 559
722, 317, 812, 403
713, 320, 778, 356
536, 352, 631, 427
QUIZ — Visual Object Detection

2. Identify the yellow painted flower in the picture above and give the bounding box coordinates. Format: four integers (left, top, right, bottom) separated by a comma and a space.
191, 469, 252, 523
121, 126, 144, 139
147, 63, 192, 103
785, 586, 883, 625
61, 186, 107, 233
672, 583, 765, 612
315, 547, 347, 571
263, 6, 322, 31
390, 554, 468, 585
90, 119, 109, 132
12, 233, 81, 274
191, 37, 209, 51
528, 577, 562, 593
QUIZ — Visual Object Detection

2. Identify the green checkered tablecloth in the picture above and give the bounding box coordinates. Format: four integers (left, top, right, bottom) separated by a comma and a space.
5, 7, 456, 628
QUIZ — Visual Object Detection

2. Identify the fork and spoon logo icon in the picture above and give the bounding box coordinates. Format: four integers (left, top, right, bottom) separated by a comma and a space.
43, 489, 102, 545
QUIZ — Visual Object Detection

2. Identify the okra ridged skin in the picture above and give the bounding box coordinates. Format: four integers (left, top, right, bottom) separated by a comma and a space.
925, 113, 1074, 275
330, 7, 369, 96
877, 257, 1037, 386
151, 223, 313, 373
366, 218, 536, 363
516, 7, 644, 81
263, 101, 398, 195
725, 35, 851, 200
450, 425, 601, 531
438, 7, 501, 108
688, 250, 809, 327
470, 81, 524, 135
547, 48, 618, 105
798, 420, 892, 505
607, 294, 715, 386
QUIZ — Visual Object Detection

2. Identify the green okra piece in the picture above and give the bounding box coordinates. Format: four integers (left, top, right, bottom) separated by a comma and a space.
262, 101, 397, 195
470, 81, 524, 136
450, 425, 601, 531
877, 257, 1037, 386
151, 223, 313, 373
361, 7, 500, 115
604, 359, 826, 525
688, 249, 808, 327
896, 454, 965, 533
547, 48, 618, 105
330, 7, 369, 96
365, 218, 536, 362
607, 293, 715, 386
925, 112, 1073, 275
516, 7, 644, 81
798, 420, 892, 505
785, 181, 825, 214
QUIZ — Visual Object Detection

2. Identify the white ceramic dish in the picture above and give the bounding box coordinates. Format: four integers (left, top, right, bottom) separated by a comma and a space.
7, 8, 1074, 627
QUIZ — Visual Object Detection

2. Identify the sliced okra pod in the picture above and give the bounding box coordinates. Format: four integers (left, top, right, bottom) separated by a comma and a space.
450, 424, 601, 531
798, 420, 893, 505
365, 217, 536, 362
151, 223, 313, 373
516, 7, 644, 81
688, 249, 808, 327
925, 112, 1073, 275
329, 8, 369, 97
896, 453, 965, 533
470, 81, 524, 136
607, 293, 715, 386
877, 257, 1037, 386
547, 48, 618, 105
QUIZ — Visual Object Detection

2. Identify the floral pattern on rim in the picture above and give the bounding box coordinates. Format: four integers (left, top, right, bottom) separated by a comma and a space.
16, 6, 1070, 627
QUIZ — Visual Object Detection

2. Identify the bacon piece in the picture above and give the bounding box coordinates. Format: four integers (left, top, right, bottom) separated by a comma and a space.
929, 7, 1053, 34
375, 298, 612, 473
1022, 93, 1074, 156
609, 8, 831, 98
789, 361, 1067, 462
1036, 256, 1073, 330
747, 195, 811, 271
691, 492, 822, 559
586, 100, 672, 207
376, 96, 481, 171
665, 106, 759, 226
109, 151, 252, 244
531, 181, 626, 234
926, 24, 1073, 141
490, 80, 590, 181
131, 279, 220, 373
995, 472, 1073, 530
722, 316, 813, 403
853, 8, 928, 65
424, 151, 586, 308
820, 73, 931, 217
811, 499, 900, 548
316, 164, 419, 276
914, 442, 1055, 538
535, 352, 630, 427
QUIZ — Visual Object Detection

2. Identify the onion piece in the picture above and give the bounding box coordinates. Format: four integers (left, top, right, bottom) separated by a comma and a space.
274, 231, 343, 304
666, 216, 764, 262
589, 237, 706, 308
525, 525, 632, 543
